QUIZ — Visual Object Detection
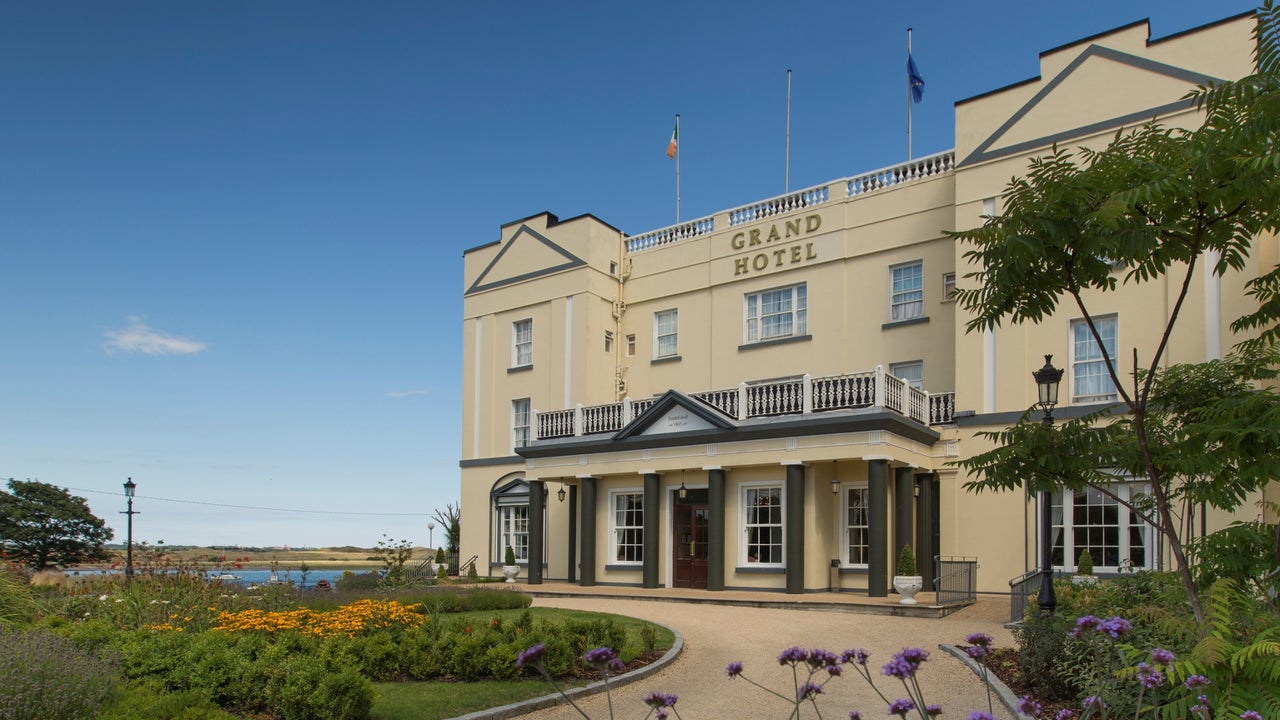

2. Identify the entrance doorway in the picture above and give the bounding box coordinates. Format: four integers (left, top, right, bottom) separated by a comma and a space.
673, 489, 709, 589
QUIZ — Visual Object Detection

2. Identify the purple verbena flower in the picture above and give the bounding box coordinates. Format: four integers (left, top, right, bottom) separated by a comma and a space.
964, 645, 989, 660
608, 658, 624, 673
842, 648, 869, 665
807, 648, 839, 668
966, 713, 994, 720
966, 632, 994, 648
515, 643, 546, 668
583, 647, 618, 668
925, 704, 942, 716
1184, 674, 1210, 689
643, 691, 678, 708
1054, 711, 1076, 720
1136, 662, 1164, 689
888, 698, 916, 716
1100, 616, 1132, 639
655, 710, 668, 720
1241, 712, 1263, 720
796, 681, 823, 700
1082, 696, 1104, 710
1017, 695, 1042, 717
882, 655, 914, 679
778, 646, 808, 665
1070, 615, 1102, 638
1149, 648, 1175, 666
825, 663, 843, 677
849, 712, 863, 720
901, 647, 930, 665
725, 660, 744, 678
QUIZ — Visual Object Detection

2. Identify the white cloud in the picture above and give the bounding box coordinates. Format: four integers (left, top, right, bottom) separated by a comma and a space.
103, 317, 207, 356
385, 389, 427, 398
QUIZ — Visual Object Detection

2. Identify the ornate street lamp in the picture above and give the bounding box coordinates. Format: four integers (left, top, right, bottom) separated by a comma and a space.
428, 521, 435, 551
831, 461, 840, 494
557, 484, 566, 502
121, 478, 138, 582
1033, 355, 1064, 615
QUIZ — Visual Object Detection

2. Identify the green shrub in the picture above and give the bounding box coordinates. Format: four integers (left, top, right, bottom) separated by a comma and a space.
337, 571, 381, 592
1012, 611, 1075, 702
896, 545, 917, 576
437, 565, 449, 581
99, 679, 238, 720
0, 570, 39, 626
467, 563, 479, 581
1075, 549, 1093, 576
505, 546, 516, 566
0, 625, 123, 720
640, 622, 659, 652
435, 547, 446, 564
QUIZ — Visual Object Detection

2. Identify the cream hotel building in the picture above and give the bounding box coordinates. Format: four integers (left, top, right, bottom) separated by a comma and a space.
458, 9, 1278, 597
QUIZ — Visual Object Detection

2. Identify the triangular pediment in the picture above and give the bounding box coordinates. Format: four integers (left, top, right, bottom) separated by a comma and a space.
466, 224, 587, 295
614, 390, 736, 440
962, 45, 1225, 166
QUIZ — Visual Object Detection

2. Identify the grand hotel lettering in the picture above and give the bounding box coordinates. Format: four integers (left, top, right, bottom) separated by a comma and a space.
729, 214, 821, 276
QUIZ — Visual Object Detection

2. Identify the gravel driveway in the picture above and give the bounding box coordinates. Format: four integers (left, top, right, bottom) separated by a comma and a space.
515, 595, 1018, 719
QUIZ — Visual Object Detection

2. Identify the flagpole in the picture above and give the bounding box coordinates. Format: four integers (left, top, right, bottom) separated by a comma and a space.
785, 69, 792, 193
675, 114, 681, 223
907, 28, 913, 161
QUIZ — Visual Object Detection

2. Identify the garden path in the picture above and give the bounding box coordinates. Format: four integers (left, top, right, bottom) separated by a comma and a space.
516, 595, 1018, 720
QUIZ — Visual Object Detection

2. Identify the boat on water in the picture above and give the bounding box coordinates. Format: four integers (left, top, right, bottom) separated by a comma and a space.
212, 572, 241, 581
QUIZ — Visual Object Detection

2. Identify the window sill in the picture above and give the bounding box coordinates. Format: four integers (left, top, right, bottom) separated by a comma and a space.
735, 566, 786, 574
604, 564, 643, 571
651, 354, 682, 365
507, 364, 533, 374
738, 334, 812, 352
881, 316, 929, 330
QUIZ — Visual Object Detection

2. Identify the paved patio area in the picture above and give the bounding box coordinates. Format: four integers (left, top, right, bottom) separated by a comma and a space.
504, 587, 1019, 720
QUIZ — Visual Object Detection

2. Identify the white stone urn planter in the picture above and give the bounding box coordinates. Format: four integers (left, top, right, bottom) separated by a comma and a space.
893, 575, 924, 604
1072, 575, 1098, 586
502, 565, 520, 584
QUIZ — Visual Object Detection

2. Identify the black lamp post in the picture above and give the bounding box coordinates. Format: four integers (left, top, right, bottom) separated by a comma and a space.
121, 478, 138, 582
1032, 355, 1064, 615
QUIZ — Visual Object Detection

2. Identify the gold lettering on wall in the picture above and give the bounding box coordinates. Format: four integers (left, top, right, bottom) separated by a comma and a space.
727, 213, 824, 277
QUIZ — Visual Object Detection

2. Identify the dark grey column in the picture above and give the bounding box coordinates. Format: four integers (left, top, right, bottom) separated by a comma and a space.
567, 485, 578, 584
785, 463, 805, 594
916, 473, 937, 590
527, 480, 544, 584
643, 473, 660, 588
868, 459, 889, 597
708, 468, 726, 591
894, 466, 915, 573
580, 477, 597, 586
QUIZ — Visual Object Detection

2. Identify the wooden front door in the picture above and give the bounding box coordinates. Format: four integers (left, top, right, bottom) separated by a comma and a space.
673, 503, 709, 589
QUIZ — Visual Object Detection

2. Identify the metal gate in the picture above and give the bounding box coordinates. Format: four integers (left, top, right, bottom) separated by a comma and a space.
934, 556, 977, 604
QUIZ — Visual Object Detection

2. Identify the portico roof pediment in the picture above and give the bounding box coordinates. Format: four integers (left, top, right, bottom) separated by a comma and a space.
466, 222, 587, 295
613, 390, 737, 440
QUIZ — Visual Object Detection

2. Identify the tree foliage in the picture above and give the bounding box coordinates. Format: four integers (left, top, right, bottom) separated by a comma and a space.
949, 3, 1280, 622
0, 479, 113, 571
431, 502, 460, 555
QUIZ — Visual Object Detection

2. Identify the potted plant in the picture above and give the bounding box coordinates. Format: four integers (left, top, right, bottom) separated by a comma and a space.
1073, 549, 1097, 585
502, 546, 520, 583
892, 544, 924, 605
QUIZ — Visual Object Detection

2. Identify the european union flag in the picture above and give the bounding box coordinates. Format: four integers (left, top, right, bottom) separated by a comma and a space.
908, 54, 925, 103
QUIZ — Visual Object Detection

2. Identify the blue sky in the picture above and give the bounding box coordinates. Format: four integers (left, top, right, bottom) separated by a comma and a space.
1, 1, 1253, 549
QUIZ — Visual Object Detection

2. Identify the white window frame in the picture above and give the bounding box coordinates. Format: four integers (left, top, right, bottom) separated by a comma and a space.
496, 504, 529, 563
743, 283, 807, 344
843, 483, 870, 567
889, 261, 924, 322
653, 309, 679, 359
1070, 315, 1118, 403
626, 334, 636, 356
511, 398, 530, 451
604, 330, 614, 353
1050, 483, 1153, 573
889, 361, 924, 390
942, 272, 957, 302
739, 482, 784, 566
512, 319, 533, 368
608, 489, 644, 564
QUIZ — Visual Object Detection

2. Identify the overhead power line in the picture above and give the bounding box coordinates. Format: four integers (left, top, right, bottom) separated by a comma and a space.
60, 485, 433, 518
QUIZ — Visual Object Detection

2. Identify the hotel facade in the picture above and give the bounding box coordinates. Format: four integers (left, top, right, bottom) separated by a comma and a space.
458, 10, 1279, 596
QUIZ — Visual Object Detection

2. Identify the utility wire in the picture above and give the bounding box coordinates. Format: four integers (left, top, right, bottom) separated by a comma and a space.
60, 485, 432, 517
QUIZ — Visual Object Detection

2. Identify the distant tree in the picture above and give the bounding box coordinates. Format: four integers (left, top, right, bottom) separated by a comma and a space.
0, 479, 113, 571
431, 502, 460, 555
372, 535, 415, 588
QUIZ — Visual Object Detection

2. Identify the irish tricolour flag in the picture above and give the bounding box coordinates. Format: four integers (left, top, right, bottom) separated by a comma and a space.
666, 122, 678, 159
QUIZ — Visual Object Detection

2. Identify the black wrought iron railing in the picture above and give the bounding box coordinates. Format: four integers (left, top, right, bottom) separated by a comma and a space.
935, 556, 977, 605
1008, 569, 1041, 623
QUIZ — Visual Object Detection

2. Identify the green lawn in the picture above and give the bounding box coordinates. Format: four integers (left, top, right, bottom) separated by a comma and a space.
370, 607, 675, 720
